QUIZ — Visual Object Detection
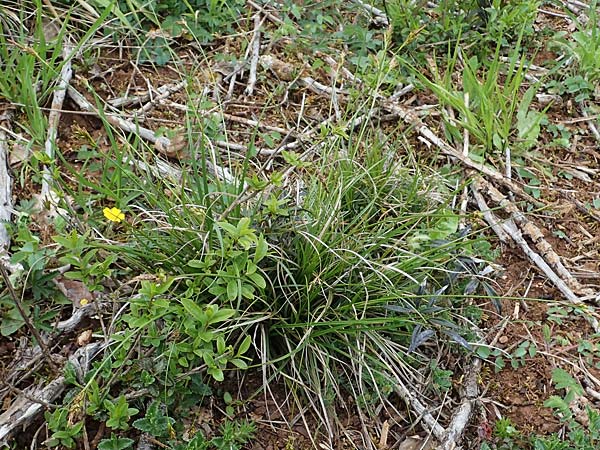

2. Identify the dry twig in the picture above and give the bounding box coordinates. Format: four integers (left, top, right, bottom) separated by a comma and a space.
0, 342, 104, 445
67, 84, 238, 184
472, 179, 511, 244
38, 43, 73, 218
135, 80, 188, 117
352, 0, 390, 26
0, 264, 58, 371
481, 179, 597, 301
437, 358, 482, 450
0, 109, 14, 252
244, 14, 262, 96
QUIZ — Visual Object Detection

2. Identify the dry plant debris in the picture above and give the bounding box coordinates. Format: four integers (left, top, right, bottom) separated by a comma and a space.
0, 1, 600, 449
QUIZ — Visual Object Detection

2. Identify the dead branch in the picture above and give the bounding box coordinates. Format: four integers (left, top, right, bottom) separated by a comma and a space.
499, 218, 600, 332
0, 263, 57, 371
67, 84, 238, 184
352, 0, 390, 26
38, 43, 73, 219
393, 380, 446, 442
259, 55, 347, 96
437, 358, 482, 450
55, 301, 109, 334
382, 100, 541, 206
68, 84, 171, 149
247, 0, 285, 25
0, 109, 14, 252
481, 179, 597, 301
0, 299, 109, 407
579, 102, 600, 142
288, 52, 539, 208
471, 179, 512, 244
0, 342, 104, 446
244, 14, 262, 96
135, 80, 188, 118
0, 377, 65, 446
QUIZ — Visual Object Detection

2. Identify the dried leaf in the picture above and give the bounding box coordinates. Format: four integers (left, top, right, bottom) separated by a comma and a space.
54, 276, 95, 307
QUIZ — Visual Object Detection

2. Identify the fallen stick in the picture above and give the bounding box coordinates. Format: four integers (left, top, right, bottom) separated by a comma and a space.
68, 84, 171, 150
67, 84, 237, 185
352, 0, 389, 26
0, 377, 66, 446
135, 80, 188, 117
437, 358, 482, 450
244, 14, 262, 96
382, 100, 541, 206
472, 178, 510, 244
316, 52, 362, 85
259, 55, 348, 96
500, 218, 600, 332
0, 264, 57, 371
579, 102, 600, 142
285, 52, 539, 206
482, 179, 597, 301
55, 301, 109, 334
247, 0, 285, 25
0, 300, 109, 404
0, 342, 105, 446
393, 381, 446, 442
38, 43, 73, 218
560, 191, 600, 224
0, 109, 14, 251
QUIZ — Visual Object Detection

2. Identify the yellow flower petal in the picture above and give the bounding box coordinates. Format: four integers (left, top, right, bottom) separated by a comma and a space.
80, 298, 89, 307
103, 207, 125, 223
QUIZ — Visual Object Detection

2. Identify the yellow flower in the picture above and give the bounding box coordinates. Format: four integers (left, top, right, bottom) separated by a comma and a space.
103, 207, 125, 223
80, 298, 89, 307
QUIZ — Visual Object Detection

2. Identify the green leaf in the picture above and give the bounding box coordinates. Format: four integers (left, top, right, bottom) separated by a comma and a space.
180, 298, 205, 323
132, 401, 174, 438
178, 356, 189, 368
241, 284, 254, 299
551, 368, 584, 395
513, 346, 527, 358
217, 221, 238, 237
197, 330, 214, 343
237, 217, 251, 233
187, 259, 204, 268
207, 308, 236, 326
516, 87, 545, 148
1, 309, 25, 336
227, 279, 239, 301
98, 434, 134, 450
544, 395, 571, 416
253, 237, 270, 264
476, 346, 491, 359
207, 367, 224, 381
238, 335, 252, 355
230, 358, 248, 369
216, 336, 226, 354
494, 356, 505, 372
92, 0, 132, 28
247, 272, 266, 289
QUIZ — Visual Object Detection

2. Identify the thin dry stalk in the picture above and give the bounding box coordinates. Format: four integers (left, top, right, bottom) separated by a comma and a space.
39, 43, 73, 216
0, 264, 58, 371
244, 14, 262, 96
482, 179, 597, 301
67, 84, 238, 184
0, 109, 14, 250
135, 80, 188, 117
